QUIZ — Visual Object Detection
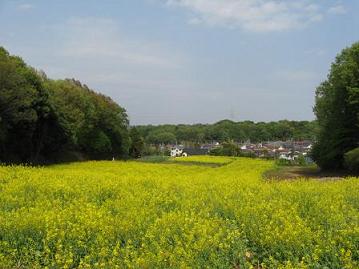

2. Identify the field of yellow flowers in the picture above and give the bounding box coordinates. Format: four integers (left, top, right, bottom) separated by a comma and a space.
0, 157, 358, 268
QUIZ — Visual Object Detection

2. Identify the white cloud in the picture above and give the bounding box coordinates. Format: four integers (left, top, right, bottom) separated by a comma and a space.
166, 0, 345, 32
37, 17, 191, 102
59, 17, 183, 69
17, 3, 33, 10
188, 17, 202, 25
328, 4, 346, 15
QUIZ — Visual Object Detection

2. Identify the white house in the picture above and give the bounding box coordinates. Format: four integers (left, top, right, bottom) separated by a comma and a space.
305, 144, 313, 150
170, 147, 182, 157
170, 147, 189, 157
279, 153, 294, 161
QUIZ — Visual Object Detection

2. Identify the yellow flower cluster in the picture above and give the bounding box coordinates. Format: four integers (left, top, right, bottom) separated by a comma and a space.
0, 157, 358, 268
171, 156, 235, 165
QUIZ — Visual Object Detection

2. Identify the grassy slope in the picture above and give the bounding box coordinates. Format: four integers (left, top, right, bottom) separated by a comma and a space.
0, 157, 358, 268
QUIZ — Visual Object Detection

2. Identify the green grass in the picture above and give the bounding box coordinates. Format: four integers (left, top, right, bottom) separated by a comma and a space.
137, 155, 170, 163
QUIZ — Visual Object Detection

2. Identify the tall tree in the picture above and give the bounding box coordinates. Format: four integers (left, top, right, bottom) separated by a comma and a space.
0, 47, 130, 163
129, 127, 144, 158
312, 42, 359, 170
46, 79, 130, 160
0, 47, 65, 163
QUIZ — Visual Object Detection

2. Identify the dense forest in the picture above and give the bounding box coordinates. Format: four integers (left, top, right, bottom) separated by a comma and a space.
0, 47, 130, 164
136, 120, 318, 145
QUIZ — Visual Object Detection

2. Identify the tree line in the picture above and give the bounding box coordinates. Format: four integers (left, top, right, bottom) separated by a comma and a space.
0, 47, 133, 164
136, 120, 318, 145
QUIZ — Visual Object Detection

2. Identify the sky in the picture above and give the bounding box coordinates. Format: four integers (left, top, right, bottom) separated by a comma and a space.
0, 0, 358, 125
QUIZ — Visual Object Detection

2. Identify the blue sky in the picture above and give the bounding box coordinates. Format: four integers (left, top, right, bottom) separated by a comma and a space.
0, 0, 358, 124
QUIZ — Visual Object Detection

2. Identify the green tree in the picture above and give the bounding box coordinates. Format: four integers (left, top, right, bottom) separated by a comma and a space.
136, 119, 318, 146
344, 147, 359, 173
0, 47, 66, 163
146, 131, 176, 145
47, 79, 130, 159
312, 42, 359, 170
209, 141, 240, 156
129, 127, 145, 158
0, 47, 130, 163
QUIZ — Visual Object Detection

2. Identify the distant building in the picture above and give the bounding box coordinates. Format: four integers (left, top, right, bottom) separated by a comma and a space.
170, 145, 191, 157
183, 148, 209, 156
170, 147, 183, 157
279, 153, 294, 161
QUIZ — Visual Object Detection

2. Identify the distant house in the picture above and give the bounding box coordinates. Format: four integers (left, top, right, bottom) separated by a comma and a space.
183, 148, 209, 156
170, 147, 188, 157
279, 152, 294, 161
201, 142, 220, 151
305, 144, 313, 150
170, 147, 183, 157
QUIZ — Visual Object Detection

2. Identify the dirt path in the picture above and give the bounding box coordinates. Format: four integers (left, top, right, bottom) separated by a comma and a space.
263, 166, 350, 181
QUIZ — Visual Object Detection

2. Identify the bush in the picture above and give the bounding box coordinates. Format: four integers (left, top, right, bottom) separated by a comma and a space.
238, 151, 256, 158
276, 159, 293, 166
297, 155, 307, 166
142, 145, 159, 156
344, 147, 359, 173
276, 155, 308, 166
209, 141, 240, 157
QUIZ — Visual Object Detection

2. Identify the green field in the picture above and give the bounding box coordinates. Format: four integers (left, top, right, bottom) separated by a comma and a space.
0, 157, 358, 268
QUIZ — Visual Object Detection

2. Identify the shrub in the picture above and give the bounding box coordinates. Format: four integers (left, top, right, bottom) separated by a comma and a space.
276, 159, 293, 166
209, 141, 240, 156
344, 147, 359, 173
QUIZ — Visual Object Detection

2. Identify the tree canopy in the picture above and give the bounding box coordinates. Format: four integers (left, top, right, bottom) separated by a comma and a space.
136, 120, 318, 145
312, 42, 359, 170
0, 47, 130, 164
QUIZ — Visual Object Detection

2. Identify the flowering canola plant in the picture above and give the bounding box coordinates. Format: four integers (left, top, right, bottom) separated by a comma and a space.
171, 156, 235, 165
0, 157, 358, 268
